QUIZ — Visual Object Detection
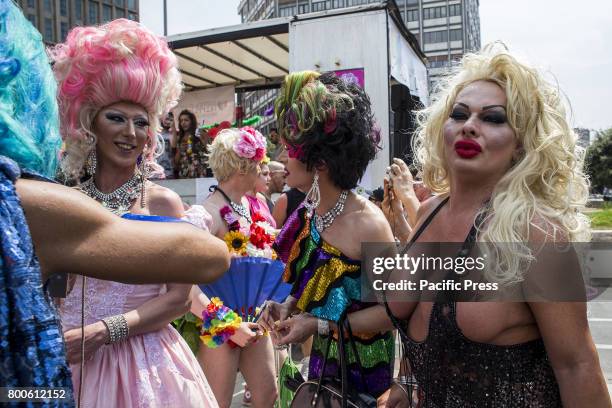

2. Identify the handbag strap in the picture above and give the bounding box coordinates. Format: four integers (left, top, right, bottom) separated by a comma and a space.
312, 314, 351, 407
337, 315, 349, 408
343, 317, 370, 395
313, 325, 335, 404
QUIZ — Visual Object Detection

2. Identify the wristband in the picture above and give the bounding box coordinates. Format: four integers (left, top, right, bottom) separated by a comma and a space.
317, 318, 330, 336
101, 314, 129, 344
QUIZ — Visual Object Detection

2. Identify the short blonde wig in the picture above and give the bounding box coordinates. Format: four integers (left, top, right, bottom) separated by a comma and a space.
413, 45, 590, 284
207, 128, 260, 182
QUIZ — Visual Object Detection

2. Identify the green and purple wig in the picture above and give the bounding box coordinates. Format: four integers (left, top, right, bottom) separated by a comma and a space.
0, 0, 62, 177
274, 71, 380, 190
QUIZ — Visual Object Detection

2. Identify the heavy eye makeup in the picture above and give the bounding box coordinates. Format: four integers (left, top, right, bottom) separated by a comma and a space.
104, 112, 149, 128
449, 106, 507, 124
481, 109, 507, 124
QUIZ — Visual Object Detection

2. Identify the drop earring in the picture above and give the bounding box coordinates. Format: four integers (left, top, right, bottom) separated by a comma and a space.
86, 149, 97, 177
137, 153, 147, 208
303, 171, 320, 218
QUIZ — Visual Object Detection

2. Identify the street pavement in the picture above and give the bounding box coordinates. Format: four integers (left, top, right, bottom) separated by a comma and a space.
588, 298, 612, 395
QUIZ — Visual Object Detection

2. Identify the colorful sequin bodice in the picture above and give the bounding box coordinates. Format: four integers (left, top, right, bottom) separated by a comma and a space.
0, 156, 74, 407
274, 204, 394, 398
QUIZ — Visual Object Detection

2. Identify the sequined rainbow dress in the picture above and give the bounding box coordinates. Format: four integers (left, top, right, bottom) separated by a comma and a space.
275, 204, 394, 398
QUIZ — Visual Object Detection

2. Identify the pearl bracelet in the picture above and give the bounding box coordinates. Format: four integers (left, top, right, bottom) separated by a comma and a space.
101, 314, 129, 344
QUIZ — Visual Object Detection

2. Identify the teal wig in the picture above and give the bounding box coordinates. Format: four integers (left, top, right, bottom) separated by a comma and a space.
0, 0, 61, 177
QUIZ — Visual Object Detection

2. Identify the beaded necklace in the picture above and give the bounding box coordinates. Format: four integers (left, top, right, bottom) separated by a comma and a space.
79, 173, 143, 216
214, 186, 252, 223
313, 190, 349, 233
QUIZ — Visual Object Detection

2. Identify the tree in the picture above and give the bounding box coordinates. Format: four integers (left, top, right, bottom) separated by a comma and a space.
585, 128, 612, 194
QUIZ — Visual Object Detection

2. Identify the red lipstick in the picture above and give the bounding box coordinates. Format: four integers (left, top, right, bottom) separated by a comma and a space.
454, 139, 482, 159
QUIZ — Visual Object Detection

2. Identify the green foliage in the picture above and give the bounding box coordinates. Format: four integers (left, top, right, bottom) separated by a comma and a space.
585, 128, 612, 193
171, 312, 201, 354
588, 205, 612, 229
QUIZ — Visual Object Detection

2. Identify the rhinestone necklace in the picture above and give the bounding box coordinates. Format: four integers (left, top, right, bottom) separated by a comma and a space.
79, 173, 143, 216
214, 186, 252, 223
313, 190, 349, 233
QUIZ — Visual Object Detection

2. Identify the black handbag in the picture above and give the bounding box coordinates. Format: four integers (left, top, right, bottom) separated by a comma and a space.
290, 316, 377, 408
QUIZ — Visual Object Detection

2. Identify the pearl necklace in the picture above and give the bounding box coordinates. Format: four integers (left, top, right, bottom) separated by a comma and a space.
313, 190, 348, 233
79, 173, 143, 216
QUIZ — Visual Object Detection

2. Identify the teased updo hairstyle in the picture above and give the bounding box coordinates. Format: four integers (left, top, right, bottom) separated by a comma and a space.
274, 71, 380, 190
51, 19, 183, 180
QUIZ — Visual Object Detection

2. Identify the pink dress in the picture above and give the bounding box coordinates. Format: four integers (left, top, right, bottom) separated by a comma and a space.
246, 194, 276, 227
60, 206, 218, 408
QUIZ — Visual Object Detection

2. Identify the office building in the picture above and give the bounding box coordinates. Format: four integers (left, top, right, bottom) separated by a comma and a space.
16, 0, 139, 44
237, 0, 480, 134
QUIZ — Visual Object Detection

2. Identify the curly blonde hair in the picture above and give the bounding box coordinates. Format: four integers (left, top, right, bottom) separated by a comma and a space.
413, 45, 590, 285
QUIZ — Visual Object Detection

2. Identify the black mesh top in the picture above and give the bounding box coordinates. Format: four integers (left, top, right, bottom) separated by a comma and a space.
387, 198, 562, 407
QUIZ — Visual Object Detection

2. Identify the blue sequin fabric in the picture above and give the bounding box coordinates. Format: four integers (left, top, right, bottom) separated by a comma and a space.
0, 156, 74, 407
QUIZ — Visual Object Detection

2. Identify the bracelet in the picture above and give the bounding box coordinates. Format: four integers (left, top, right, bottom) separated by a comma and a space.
101, 314, 129, 344
395, 375, 418, 386
317, 318, 330, 336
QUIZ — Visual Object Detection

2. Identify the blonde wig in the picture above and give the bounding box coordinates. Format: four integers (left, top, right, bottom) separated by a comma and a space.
413, 45, 590, 285
207, 128, 262, 182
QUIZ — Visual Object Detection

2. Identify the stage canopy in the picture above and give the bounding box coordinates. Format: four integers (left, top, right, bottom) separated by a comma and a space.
167, 17, 291, 92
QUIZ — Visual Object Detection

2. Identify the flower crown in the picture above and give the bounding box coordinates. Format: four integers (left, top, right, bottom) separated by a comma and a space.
233, 126, 266, 162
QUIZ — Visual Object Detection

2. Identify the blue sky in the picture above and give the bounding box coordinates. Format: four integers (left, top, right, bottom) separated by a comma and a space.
140, 0, 612, 131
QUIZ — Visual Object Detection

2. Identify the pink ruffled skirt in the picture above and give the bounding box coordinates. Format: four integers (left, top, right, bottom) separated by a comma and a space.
71, 325, 218, 408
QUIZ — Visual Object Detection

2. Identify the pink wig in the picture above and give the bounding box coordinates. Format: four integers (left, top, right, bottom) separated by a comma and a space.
52, 19, 182, 178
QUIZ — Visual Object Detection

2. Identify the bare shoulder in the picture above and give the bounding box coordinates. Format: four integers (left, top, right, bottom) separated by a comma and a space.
275, 193, 288, 207
201, 194, 226, 236
344, 193, 393, 242
417, 194, 446, 220
146, 183, 184, 218
528, 213, 569, 244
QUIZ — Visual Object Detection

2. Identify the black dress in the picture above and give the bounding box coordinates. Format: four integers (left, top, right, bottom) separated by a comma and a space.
387, 198, 562, 407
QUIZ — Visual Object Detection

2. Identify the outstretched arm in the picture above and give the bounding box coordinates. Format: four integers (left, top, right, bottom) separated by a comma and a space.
17, 179, 230, 284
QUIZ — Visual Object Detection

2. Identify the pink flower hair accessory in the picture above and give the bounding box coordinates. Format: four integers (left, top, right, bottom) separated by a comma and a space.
233, 126, 266, 162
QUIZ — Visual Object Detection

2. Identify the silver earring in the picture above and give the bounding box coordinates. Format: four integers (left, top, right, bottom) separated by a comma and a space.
303, 171, 320, 218
86, 149, 97, 176
137, 153, 147, 208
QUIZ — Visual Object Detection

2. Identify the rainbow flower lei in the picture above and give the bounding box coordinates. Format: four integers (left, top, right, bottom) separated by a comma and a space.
200, 297, 242, 348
